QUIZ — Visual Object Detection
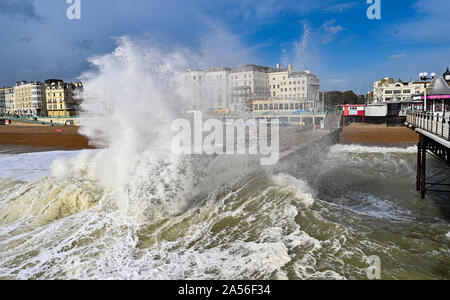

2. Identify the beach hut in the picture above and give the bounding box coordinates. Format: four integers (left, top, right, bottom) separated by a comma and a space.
341, 104, 366, 124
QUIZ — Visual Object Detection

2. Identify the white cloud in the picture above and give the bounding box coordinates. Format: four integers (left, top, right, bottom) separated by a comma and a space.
389, 54, 407, 60
322, 2, 359, 13
319, 19, 344, 44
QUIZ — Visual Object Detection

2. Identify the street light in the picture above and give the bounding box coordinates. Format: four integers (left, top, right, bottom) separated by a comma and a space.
419, 72, 437, 112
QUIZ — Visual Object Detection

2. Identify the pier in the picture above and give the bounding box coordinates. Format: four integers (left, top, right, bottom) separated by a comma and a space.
403, 75, 450, 199
406, 112, 450, 199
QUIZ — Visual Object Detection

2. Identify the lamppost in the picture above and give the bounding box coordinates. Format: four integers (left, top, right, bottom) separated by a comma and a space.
419, 72, 436, 112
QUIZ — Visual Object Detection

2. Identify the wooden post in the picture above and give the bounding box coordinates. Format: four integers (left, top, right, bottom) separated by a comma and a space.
420, 136, 427, 199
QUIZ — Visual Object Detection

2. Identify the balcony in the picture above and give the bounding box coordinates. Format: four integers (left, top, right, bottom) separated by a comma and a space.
406, 111, 450, 141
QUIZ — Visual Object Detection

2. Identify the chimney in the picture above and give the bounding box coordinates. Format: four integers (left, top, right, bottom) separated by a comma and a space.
276, 64, 281, 69
288, 65, 293, 73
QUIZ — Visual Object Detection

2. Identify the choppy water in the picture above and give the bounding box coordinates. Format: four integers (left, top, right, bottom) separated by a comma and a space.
0, 144, 448, 280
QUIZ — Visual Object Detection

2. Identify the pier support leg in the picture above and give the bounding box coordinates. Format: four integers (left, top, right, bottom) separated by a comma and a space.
417, 139, 422, 191
420, 136, 427, 199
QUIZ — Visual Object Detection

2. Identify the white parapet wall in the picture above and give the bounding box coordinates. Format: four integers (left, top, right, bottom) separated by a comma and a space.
365, 103, 387, 117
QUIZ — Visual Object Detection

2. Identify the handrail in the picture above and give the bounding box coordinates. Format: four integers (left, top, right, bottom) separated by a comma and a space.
406, 111, 450, 141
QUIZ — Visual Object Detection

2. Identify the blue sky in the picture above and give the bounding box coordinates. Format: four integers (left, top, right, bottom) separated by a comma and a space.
0, 0, 449, 93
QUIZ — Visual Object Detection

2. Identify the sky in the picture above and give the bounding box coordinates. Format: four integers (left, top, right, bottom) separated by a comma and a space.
0, 0, 449, 93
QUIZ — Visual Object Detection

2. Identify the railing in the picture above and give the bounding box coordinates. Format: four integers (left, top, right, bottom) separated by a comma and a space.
406, 111, 450, 141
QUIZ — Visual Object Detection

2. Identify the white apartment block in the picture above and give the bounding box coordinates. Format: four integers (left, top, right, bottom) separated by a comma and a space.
13, 81, 47, 116
184, 68, 231, 112
371, 78, 426, 103
0, 88, 6, 114
185, 64, 321, 113
269, 65, 321, 111
2, 87, 14, 115
229, 64, 271, 112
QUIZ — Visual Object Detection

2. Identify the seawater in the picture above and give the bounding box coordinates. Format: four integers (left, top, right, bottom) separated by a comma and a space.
0, 145, 448, 280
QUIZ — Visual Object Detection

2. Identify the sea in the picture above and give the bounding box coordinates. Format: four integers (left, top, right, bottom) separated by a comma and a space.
0, 144, 448, 280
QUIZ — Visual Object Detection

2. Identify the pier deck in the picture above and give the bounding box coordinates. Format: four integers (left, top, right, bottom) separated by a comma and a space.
406, 112, 450, 199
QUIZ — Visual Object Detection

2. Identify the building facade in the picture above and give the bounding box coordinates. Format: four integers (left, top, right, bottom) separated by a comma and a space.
184, 68, 232, 112
371, 78, 426, 103
4, 88, 14, 115
268, 65, 320, 111
45, 79, 83, 117
252, 99, 309, 113
184, 64, 321, 113
13, 81, 46, 117
229, 64, 271, 112
0, 88, 6, 115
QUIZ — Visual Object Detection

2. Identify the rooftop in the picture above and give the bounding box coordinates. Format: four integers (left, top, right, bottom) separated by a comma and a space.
426, 75, 450, 96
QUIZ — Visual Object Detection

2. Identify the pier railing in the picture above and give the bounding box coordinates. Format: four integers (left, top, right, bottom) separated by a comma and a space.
406, 111, 450, 141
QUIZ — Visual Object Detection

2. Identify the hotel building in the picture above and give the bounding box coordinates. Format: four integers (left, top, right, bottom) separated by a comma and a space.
184, 68, 230, 112
268, 64, 321, 112
45, 79, 83, 117
2, 87, 14, 115
0, 88, 6, 114
13, 81, 46, 117
229, 64, 271, 111
371, 78, 426, 103
185, 64, 320, 113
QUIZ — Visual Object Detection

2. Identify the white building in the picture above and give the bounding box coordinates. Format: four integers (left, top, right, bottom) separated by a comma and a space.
0, 88, 6, 115
3, 87, 14, 115
184, 68, 231, 112
13, 81, 46, 116
268, 64, 321, 111
184, 64, 321, 113
229, 64, 271, 112
371, 78, 426, 103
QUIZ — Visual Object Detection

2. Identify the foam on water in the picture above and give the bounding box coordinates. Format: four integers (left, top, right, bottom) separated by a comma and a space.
0, 151, 86, 182
330, 144, 417, 154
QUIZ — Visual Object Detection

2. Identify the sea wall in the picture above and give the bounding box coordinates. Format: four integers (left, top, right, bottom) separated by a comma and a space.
280, 128, 342, 162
